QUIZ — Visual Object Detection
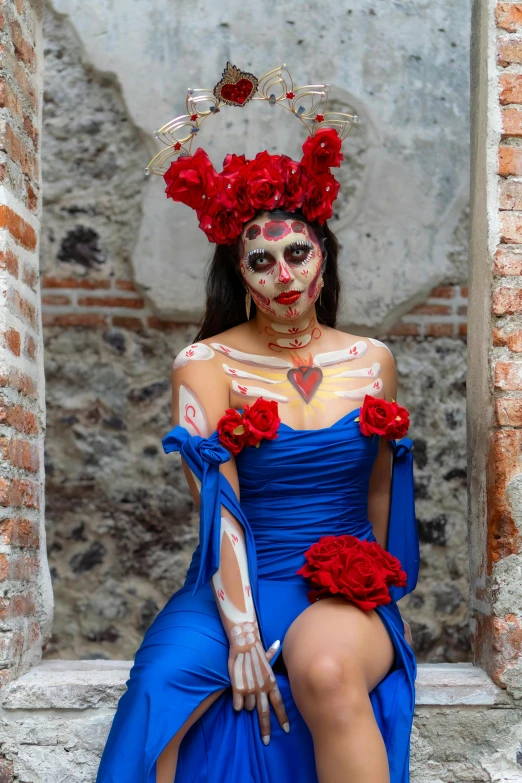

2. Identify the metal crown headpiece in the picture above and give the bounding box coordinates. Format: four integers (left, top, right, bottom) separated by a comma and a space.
145, 63, 358, 176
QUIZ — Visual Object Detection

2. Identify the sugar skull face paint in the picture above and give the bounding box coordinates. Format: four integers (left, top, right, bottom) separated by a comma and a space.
240, 213, 323, 321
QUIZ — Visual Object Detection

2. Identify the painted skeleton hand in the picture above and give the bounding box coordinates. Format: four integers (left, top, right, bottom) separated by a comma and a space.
228, 622, 290, 745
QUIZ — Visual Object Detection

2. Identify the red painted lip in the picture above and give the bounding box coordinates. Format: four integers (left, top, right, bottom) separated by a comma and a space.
274, 290, 302, 305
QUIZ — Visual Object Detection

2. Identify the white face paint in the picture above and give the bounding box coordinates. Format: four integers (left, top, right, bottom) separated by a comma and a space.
179, 384, 208, 437
239, 213, 324, 322
212, 517, 255, 625
174, 342, 214, 369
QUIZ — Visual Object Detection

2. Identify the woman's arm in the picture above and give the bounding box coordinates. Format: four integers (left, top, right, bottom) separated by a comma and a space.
172, 348, 289, 742
366, 346, 413, 646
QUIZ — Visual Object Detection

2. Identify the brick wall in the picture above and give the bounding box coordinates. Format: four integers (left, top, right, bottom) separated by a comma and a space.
39, 277, 469, 339
467, 0, 522, 696
0, 0, 51, 687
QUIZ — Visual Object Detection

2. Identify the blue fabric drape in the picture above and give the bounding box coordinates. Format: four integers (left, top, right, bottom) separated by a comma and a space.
97, 410, 417, 783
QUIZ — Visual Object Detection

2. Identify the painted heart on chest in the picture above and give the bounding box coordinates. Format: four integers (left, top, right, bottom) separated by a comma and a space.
287, 366, 323, 403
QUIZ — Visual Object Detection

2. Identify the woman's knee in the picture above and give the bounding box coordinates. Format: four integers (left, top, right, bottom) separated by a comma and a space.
287, 652, 369, 727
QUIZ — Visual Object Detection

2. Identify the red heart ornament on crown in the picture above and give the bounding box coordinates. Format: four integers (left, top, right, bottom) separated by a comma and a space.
221, 79, 255, 106
214, 63, 258, 107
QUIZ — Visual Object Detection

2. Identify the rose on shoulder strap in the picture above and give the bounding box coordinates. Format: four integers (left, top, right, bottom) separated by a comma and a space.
356, 394, 410, 441
217, 398, 281, 455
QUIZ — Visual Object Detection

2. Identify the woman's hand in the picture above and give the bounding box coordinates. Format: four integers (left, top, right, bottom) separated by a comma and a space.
227, 622, 290, 745
403, 619, 413, 647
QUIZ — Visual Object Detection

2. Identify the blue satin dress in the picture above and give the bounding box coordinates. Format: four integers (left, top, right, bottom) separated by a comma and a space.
96, 407, 419, 782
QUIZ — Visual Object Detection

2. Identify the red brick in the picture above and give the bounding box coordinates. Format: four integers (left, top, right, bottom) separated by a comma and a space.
498, 145, 522, 176
0, 757, 14, 782
496, 3, 522, 32
493, 327, 522, 351
495, 360, 522, 390
0, 402, 38, 435
0, 122, 37, 179
24, 334, 35, 361
0, 478, 39, 509
493, 286, 522, 314
0, 438, 39, 472
500, 73, 522, 104
425, 323, 454, 337
9, 18, 35, 71
461, 285, 468, 297
115, 279, 136, 291
502, 107, 522, 136
0, 248, 19, 278
2, 328, 20, 357
386, 322, 420, 337
147, 316, 183, 330
21, 261, 37, 291
495, 246, 522, 274
41, 276, 110, 290
112, 316, 144, 330
496, 397, 522, 426
77, 295, 145, 309
0, 518, 39, 548
499, 179, 522, 210
41, 294, 71, 306
25, 181, 37, 212
409, 303, 452, 315
457, 304, 467, 315
499, 211, 522, 243
0, 205, 36, 250
0, 369, 36, 398
486, 429, 522, 570
0, 592, 36, 621
9, 289, 37, 329
42, 312, 108, 328
458, 322, 467, 337
498, 34, 522, 64
0, 553, 38, 581
429, 285, 456, 299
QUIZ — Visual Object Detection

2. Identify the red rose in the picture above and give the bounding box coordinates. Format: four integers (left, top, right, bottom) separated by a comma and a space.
164, 148, 218, 212
385, 400, 410, 440
302, 172, 340, 223
218, 154, 256, 221
242, 398, 280, 445
301, 128, 344, 174
359, 395, 410, 440
246, 151, 285, 211
198, 200, 244, 245
364, 541, 408, 586
297, 534, 407, 611
217, 408, 248, 455
275, 155, 308, 212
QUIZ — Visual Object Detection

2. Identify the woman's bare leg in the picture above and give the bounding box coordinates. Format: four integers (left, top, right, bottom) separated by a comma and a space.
283, 598, 394, 783
156, 688, 225, 783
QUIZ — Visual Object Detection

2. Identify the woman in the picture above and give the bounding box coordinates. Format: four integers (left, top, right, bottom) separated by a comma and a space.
96, 64, 419, 783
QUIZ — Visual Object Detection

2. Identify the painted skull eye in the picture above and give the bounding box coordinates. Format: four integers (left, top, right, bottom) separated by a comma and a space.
245, 249, 273, 273
285, 241, 313, 264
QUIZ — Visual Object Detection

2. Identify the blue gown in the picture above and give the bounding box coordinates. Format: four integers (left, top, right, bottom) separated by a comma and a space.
96, 407, 419, 782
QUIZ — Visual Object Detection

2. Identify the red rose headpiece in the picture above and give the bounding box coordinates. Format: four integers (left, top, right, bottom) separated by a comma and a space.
146, 63, 358, 245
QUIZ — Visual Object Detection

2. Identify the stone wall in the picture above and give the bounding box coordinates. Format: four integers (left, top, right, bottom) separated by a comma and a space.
39, 5, 471, 663
1, 660, 522, 782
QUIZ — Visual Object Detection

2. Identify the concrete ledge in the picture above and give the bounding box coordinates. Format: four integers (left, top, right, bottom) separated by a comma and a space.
0, 659, 509, 710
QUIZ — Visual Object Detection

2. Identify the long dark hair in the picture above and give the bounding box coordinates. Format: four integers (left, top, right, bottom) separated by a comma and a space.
195, 209, 341, 341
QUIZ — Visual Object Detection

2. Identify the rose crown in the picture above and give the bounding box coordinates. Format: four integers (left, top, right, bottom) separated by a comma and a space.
145, 63, 358, 245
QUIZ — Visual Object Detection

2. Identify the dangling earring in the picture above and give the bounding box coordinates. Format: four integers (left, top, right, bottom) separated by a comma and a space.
319, 278, 324, 306
245, 288, 252, 320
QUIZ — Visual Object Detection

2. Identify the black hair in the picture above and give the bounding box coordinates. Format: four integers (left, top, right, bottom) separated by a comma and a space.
194, 209, 341, 341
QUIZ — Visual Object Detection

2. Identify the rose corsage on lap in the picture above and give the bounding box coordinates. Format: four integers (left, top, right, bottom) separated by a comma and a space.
217, 398, 280, 455
298, 393, 411, 610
